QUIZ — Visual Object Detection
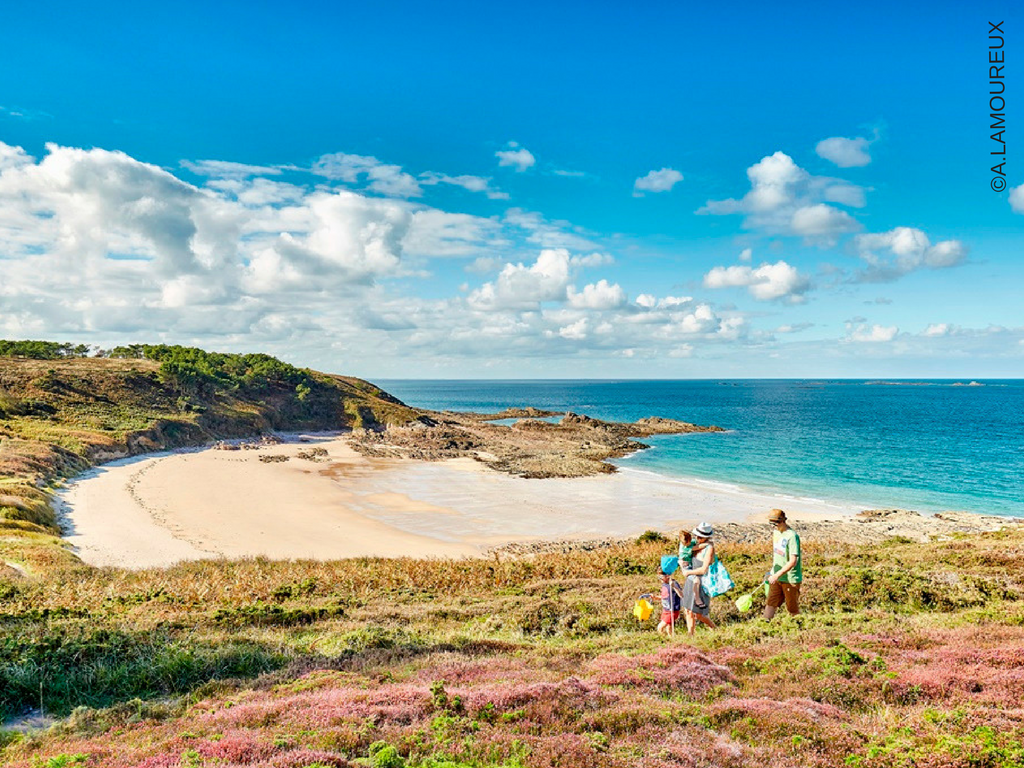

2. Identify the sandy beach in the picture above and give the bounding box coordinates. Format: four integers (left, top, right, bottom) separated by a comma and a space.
55, 433, 871, 569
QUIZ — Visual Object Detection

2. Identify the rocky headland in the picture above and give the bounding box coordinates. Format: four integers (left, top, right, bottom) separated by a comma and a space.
349, 409, 725, 478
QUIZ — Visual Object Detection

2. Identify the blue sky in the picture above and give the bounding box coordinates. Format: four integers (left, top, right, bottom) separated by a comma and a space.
0, 1, 1021, 378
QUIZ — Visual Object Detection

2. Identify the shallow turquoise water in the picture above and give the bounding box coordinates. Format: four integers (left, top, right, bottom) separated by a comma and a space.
375, 380, 1024, 518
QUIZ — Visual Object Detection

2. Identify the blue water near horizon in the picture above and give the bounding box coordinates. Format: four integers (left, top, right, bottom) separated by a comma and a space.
374, 379, 1024, 518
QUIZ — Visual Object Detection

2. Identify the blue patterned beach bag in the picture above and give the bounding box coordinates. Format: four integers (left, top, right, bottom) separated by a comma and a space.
705, 557, 735, 597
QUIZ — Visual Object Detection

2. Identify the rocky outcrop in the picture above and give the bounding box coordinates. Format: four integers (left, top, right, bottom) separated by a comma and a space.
349, 408, 724, 478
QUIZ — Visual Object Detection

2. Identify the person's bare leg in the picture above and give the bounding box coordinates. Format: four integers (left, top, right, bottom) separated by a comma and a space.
696, 614, 716, 629
684, 609, 696, 635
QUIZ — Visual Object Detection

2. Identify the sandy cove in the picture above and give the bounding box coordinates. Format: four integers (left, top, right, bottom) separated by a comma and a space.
56, 434, 1020, 569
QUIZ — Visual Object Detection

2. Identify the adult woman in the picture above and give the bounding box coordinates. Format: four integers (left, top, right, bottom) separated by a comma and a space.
679, 521, 717, 634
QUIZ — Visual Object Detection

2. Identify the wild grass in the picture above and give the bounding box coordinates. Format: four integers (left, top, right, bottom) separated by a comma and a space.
2, 530, 1024, 767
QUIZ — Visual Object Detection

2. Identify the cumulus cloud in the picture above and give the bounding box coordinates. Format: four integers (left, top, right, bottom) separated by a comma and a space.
557, 318, 588, 340
0, 143, 34, 171
635, 294, 691, 310
923, 323, 952, 337
567, 280, 627, 310
0, 140, 506, 341
846, 322, 899, 342
815, 135, 873, 167
853, 226, 968, 282
495, 142, 535, 172
697, 151, 866, 241
633, 167, 683, 196
467, 248, 573, 309
1010, 184, 1024, 213
790, 203, 861, 244
703, 260, 811, 302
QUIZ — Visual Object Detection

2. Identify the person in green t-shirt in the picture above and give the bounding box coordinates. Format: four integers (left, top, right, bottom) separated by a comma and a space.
764, 508, 802, 619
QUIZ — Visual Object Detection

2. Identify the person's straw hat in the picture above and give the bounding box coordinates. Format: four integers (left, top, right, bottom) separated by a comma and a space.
768, 508, 787, 523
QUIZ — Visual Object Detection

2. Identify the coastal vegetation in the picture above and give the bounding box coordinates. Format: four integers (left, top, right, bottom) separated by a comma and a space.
1, 530, 1023, 767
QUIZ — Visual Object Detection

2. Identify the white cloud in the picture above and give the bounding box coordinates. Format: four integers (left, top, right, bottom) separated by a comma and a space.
311, 152, 422, 197
495, 142, 535, 172
0, 141, 461, 340
643, 304, 737, 339
1010, 184, 1024, 213
815, 136, 872, 167
635, 294, 657, 308
790, 203, 861, 243
402, 209, 501, 258
465, 256, 506, 274
697, 151, 867, 241
775, 322, 814, 334
847, 323, 898, 342
703, 260, 811, 302
668, 344, 694, 358
738, 248, 752, 262
0, 143, 33, 171
419, 172, 508, 200
923, 323, 952, 337
558, 318, 588, 340
853, 226, 968, 282
822, 181, 867, 208
570, 252, 614, 268
503, 208, 600, 251
633, 167, 683, 196
182, 160, 282, 178
467, 248, 572, 309
634, 294, 692, 310
567, 280, 627, 310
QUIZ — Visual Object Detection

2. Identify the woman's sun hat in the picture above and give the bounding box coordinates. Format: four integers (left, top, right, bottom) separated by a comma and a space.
692, 521, 714, 538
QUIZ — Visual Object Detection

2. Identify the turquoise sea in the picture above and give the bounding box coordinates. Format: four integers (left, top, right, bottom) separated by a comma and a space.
375, 380, 1024, 518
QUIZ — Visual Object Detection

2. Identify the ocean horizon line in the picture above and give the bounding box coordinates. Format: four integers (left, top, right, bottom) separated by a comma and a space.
373, 377, 1023, 384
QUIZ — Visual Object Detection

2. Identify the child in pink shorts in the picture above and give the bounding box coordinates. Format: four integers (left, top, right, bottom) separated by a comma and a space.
656, 568, 685, 637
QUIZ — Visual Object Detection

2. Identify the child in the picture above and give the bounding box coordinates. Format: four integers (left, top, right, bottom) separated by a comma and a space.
678, 530, 708, 609
656, 568, 685, 637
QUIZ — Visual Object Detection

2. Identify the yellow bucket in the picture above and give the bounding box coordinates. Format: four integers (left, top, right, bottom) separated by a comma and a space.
633, 598, 654, 621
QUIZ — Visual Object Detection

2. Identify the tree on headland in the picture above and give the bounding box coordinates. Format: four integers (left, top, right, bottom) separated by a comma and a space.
0, 340, 92, 359
106, 344, 315, 397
